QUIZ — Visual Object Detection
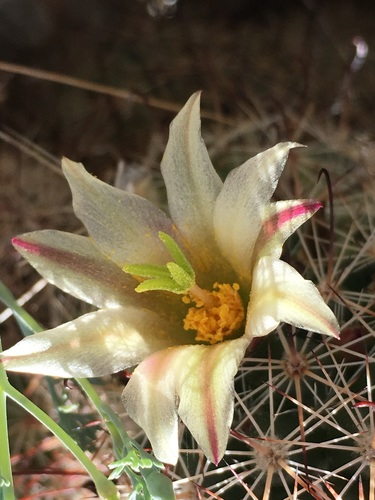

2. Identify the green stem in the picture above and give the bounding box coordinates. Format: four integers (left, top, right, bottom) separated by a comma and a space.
76, 378, 132, 458
3, 379, 118, 500
0, 281, 41, 337
0, 340, 14, 500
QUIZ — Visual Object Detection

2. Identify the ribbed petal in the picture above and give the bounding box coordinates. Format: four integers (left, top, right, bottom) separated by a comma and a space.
246, 256, 340, 338
160, 92, 224, 274
122, 338, 249, 465
254, 199, 322, 260
213, 143, 302, 281
62, 158, 173, 267
1, 307, 176, 378
177, 338, 249, 464
12, 231, 144, 309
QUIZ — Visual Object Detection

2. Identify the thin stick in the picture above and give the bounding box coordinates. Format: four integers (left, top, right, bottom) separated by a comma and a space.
0, 60, 232, 123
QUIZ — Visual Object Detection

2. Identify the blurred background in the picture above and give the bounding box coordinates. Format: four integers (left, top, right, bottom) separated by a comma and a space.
0, 0, 374, 498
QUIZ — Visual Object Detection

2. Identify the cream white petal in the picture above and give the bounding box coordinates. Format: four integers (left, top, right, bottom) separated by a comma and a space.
1, 307, 176, 378
160, 92, 224, 275
12, 231, 146, 309
122, 338, 249, 465
214, 143, 302, 281
246, 256, 340, 338
177, 338, 249, 464
122, 347, 183, 465
62, 158, 173, 267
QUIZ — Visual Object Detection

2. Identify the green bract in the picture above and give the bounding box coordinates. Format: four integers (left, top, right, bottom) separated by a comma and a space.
123, 232, 195, 294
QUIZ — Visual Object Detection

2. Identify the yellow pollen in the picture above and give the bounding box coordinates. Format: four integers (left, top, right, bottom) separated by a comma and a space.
182, 282, 245, 345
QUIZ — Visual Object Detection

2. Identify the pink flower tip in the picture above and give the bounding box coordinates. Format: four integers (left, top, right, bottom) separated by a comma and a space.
12, 237, 40, 255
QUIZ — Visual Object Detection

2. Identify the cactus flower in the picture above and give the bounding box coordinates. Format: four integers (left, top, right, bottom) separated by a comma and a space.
1, 93, 339, 465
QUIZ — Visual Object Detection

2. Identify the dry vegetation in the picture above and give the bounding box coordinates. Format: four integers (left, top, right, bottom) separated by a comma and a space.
0, 0, 374, 498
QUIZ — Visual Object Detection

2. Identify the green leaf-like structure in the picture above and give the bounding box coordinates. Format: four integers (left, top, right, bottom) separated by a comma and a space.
123, 232, 195, 294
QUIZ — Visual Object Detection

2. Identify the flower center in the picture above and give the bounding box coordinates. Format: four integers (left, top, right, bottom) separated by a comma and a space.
182, 283, 245, 345
123, 232, 245, 345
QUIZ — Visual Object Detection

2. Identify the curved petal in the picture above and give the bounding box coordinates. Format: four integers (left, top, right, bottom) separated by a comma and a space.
62, 158, 173, 267
246, 256, 340, 338
214, 143, 302, 280
1, 307, 176, 378
122, 338, 249, 465
12, 230, 146, 309
177, 338, 249, 464
253, 199, 322, 260
160, 92, 224, 274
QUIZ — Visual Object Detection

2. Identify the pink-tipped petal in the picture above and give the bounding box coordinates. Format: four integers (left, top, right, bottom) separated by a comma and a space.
246, 256, 340, 339
12, 231, 144, 309
214, 143, 303, 280
62, 158, 173, 267
122, 338, 249, 465
1, 307, 176, 378
254, 199, 322, 260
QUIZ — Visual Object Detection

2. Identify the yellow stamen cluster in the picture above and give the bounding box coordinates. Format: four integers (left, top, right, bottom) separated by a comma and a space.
182, 283, 245, 345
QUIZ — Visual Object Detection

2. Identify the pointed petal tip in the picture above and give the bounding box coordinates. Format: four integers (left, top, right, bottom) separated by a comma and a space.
61, 157, 88, 181
248, 257, 341, 340
61, 156, 81, 170
328, 323, 341, 340
0, 354, 38, 375
303, 311, 340, 340
287, 141, 306, 149
316, 304, 340, 340
299, 317, 340, 340
172, 91, 205, 128
192, 89, 202, 99
305, 199, 322, 211
12, 235, 39, 254
12, 235, 22, 248
212, 452, 222, 467
274, 142, 307, 159
272, 141, 305, 151
185, 90, 202, 107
